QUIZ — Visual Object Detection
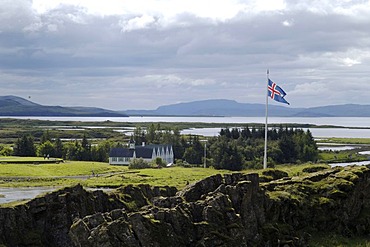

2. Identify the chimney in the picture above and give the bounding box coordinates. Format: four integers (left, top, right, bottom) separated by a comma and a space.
129, 140, 135, 149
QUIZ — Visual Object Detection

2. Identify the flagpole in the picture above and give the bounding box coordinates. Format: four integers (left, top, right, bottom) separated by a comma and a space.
263, 69, 269, 169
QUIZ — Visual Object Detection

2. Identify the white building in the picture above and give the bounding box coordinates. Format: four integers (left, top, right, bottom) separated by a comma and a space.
109, 141, 174, 165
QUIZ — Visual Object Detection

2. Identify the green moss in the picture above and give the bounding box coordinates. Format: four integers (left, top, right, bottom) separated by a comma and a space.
328, 189, 347, 199
261, 169, 288, 180
317, 196, 333, 206
302, 165, 329, 173
335, 170, 359, 183
266, 191, 293, 202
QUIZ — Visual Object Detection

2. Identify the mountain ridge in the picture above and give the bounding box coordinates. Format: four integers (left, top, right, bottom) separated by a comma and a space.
1, 96, 369, 117
124, 99, 370, 117
0, 95, 127, 117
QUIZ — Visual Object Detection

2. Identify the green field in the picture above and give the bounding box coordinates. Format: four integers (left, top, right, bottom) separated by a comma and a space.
0, 158, 235, 188
323, 137, 370, 145
0, 157, 333, 188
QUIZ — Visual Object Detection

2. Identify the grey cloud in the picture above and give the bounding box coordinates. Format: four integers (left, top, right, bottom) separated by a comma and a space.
0, 1, 370, 109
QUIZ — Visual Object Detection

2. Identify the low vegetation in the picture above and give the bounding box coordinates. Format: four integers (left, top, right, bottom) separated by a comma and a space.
0, 159, 232, 188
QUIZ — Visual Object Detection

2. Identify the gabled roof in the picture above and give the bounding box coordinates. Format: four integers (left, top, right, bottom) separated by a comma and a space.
109, 148, 134, 157
134, 147, 154, 159
109, 144, 172, 159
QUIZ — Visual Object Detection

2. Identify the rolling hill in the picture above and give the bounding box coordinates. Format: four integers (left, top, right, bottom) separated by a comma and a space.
0, 96, 127, 117
123, 99, 370, 117
1, 96, 369, 117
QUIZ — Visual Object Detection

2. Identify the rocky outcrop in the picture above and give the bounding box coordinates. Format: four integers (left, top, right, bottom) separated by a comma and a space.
1, 165, 370, 247
0, 185, 126, 247
0, 183, 177, 247
70, 173, 265, 247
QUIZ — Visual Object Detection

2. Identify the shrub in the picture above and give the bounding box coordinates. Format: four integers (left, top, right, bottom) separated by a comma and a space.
128, 158, 151, 169
152, 157, 166, 168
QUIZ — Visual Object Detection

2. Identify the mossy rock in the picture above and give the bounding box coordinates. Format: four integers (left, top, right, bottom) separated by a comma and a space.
262, 169, 289, 181
302, 165, 328, 173
259, 175, 274, 182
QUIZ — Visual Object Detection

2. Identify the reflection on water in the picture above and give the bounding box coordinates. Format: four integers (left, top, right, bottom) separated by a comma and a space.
0, 187, 113, 205
0, 187, 58, 204
181, 127, 370, 138
318, 146, 357, 151
330, 161, 370, 167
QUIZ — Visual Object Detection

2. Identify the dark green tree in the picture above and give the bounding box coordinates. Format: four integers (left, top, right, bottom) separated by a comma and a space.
81, 134, 91, 160
37, 140, 55, 157
54, 138, 64, 158
14, 134, 36, 157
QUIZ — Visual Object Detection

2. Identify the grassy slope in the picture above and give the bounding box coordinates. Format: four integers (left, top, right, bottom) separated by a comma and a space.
0, 159, 234, 188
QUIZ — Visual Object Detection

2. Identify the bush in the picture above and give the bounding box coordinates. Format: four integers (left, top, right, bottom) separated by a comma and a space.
128, 158, 151, 169
152, 157, 166, 167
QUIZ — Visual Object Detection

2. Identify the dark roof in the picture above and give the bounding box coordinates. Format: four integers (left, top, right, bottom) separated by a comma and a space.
109, 148, 134, 157
109, 144, 172, 159
135, 147, 154, 159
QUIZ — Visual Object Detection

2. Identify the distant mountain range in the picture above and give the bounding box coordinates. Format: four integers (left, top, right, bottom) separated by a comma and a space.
0, 96, 369, 117
0, 95, 127, 117
123, 99, 370, 117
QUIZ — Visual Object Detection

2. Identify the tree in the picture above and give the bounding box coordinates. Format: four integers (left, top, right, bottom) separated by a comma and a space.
133, 126, 146, 145
54, 138, 64, 158
80, 134, 91, 160
64, 141, 82, 160
278, 133, 297, 163
41, 130, 52, 144
0, 145, 12, 156
153, 157, 166, 167
37, 140, 55, 157
14, 134, 36, 157
146, 124, 157, 143
182, 135, 203, 165
91, 140, 113, 162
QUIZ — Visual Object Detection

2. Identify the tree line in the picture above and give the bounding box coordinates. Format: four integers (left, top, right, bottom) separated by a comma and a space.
13, 131, 113, 162
208, 126, 318, 170
11, 124, 318, 170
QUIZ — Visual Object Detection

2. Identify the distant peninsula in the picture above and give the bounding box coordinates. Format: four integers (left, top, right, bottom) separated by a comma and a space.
0, 95, 127, 117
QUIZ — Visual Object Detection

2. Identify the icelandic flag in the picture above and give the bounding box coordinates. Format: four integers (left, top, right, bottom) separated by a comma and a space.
267, 79, 290, 105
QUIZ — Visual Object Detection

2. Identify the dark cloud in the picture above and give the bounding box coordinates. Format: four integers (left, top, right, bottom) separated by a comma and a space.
0, 1, 370, 109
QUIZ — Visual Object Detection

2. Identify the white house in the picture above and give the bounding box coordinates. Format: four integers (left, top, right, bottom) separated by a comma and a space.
109, 141, 174, 165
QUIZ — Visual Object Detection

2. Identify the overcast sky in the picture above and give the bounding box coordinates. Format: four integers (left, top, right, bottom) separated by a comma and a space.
1, 0, 370, 110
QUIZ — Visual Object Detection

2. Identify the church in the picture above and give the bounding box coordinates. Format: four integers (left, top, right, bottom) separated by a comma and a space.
109, 140, 174, 165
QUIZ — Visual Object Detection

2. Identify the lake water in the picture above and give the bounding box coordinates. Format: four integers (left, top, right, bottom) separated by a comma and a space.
181, 127, 370, 138
0, 187, 58, 204
330, 161, 370, 167
5, 116, 370, 139
4, 116, 370, 127
0, 187, 112, 205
